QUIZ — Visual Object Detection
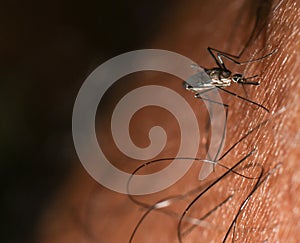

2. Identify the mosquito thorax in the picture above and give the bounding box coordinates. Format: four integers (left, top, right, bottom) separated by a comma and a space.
221, 69, 231, 78
205, 68, 232, 79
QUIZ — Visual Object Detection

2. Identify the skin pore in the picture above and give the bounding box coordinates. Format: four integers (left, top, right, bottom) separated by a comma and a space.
35, 0, 300, 242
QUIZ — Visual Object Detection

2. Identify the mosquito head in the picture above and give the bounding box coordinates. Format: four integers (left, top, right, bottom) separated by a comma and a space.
232, 73, 243, 83
232, 73, 260, 85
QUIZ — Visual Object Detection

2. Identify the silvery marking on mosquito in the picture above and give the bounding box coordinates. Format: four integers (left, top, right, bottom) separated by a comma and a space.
185, 64, 248, 90
184, 62, 263, 94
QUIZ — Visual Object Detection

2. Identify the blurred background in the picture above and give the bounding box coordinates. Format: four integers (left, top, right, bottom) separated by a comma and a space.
0, 1, 176, 242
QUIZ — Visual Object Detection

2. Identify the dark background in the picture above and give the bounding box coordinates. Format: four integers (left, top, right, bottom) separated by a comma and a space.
0, 1, 175, 242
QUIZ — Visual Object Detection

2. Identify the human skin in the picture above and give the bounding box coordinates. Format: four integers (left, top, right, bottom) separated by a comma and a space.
35, 0, 300, 242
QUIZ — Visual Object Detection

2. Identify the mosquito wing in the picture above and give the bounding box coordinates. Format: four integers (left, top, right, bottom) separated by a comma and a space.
184, 65, 213, 91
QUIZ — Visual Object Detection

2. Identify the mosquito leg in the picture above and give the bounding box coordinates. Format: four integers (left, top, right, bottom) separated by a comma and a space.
217, 87, 269, 112
239, 74, 260, 85
192, 88, 217, 97
219, 49, 276, 66
213, 103, 228, 162
207, 47, 226, 69
208, 47, 276, 68
208, 47, 241, 60
239, 81, 260, 85
195, 94, 228, 107
194, 93, 229, 176
207, 0, 276, 65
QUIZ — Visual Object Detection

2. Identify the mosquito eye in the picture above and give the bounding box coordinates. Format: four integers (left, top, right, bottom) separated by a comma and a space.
232, 74, 242, 82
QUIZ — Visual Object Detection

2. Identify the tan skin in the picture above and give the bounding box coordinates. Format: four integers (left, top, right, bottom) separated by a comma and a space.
36, 0, 300, 242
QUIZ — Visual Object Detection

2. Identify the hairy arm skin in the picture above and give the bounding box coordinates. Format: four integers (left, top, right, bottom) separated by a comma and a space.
35, 0, 300, 242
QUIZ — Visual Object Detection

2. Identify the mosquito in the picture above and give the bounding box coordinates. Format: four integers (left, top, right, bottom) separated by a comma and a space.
184, 47, 275, 113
